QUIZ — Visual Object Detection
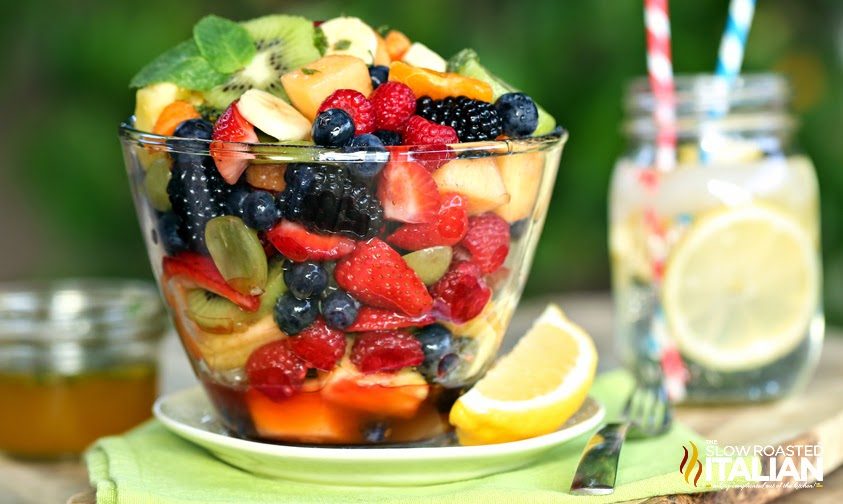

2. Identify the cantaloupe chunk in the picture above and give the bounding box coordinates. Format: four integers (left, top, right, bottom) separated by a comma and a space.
432, 157, 509, 215
281, 55, 373, 120
494, 152, 545, 222
247, 389, 362, 444
322, 367, 429, 419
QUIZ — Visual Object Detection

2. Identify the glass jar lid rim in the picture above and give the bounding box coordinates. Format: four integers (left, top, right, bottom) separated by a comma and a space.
0, 279, 167, 344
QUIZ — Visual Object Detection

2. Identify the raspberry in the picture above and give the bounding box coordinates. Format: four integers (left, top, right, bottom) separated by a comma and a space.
350, 331, 425, 373
288, 318, 346, 370
431, 261, 492, 324
402, 115, 459, 146
460, 213, 511, 273
246, 339, 307, 401
370, 81, 416, 131
318, 90, 375, 135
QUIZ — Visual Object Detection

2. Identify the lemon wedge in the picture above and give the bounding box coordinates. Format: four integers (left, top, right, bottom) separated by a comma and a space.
449, 304, 597, 445
662, 204, 819, 372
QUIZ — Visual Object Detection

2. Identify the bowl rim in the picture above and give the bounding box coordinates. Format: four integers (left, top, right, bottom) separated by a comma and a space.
119, 119, 568, 163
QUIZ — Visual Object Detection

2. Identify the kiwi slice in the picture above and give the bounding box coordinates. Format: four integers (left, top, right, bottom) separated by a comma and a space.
447, 49, 556, 136
205, 216, 268, 296
202, 15, 324, 109
185, 289, 255, 333
403, 246, 453, 285
257, 259, 287, 315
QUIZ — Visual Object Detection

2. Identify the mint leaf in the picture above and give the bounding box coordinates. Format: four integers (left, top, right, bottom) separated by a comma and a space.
193, 15, 256, 74
333, 39, 351, 51
130, 40, 228, 90
314, 26, 328, 56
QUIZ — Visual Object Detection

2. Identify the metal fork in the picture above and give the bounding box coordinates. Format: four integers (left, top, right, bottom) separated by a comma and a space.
569, 378, 672, 495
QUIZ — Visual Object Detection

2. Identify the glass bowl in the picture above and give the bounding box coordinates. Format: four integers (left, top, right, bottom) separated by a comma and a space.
120, 121, 566, 445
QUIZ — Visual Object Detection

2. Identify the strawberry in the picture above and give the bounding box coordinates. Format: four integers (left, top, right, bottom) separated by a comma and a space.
377, 160, 441, 224
266, 220, 356, 262
386, 193, 469, 251
246, 339, 307, 401
346, 307, 436, 332
350, 331, 425, 374
210, 101, 258, 184
460, 213, 511, 274
430, 261, 491, 324
317, 89, 375, 135
162, 252, 260, 311
288, 318, 346, 370
334, 238, 433, 317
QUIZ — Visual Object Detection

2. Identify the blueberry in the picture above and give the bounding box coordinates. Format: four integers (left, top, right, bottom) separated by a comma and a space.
345, 134, 388, 180
321, 290, 360, 330
494, 92, 539, 137
509, 218, 529, 240
225, 184, 250, 218
156, 212, 187, 255
273, 293, 317, 335
373, 130, 402, 146
361, 421, 391, 443
312, 109, 355, 147
168, 118, 214, 165
368, 65, 389, 89
415, 324, 454, 382
284, 261, 328, 299
241, 190, 278, 230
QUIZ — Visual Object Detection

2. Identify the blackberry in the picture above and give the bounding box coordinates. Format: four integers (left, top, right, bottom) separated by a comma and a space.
415, 96, 503, 142
166, 158, 230, 253
281, 164, 383, 239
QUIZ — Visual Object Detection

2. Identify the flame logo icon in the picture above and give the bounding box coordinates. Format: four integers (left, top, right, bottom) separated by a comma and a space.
679, 441, 703, 486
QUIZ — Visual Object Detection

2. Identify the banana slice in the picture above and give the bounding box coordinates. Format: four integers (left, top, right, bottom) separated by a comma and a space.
237, 89, 311, 141
402, 42, 447, 72
320, 16, 379, 65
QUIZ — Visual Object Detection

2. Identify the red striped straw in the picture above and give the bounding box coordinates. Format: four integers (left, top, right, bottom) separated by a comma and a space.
644, 0, 677, 171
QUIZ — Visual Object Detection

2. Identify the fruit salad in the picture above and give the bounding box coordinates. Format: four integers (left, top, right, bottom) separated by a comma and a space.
121, 14, 566, 445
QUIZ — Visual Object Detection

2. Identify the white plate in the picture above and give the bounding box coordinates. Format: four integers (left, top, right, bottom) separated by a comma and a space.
154, 386, 604, 486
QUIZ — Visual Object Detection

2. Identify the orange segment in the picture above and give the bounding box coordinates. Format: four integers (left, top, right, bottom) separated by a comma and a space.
389, 61, 493, 102
384, 30, 411, 60
152, 100, 200, 136
247, 389, 363, 444
245, 164, 287, 192
322, 368, 429, 419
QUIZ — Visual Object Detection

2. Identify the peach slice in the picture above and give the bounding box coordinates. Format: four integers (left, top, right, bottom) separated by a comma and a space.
247, 389, 362, 444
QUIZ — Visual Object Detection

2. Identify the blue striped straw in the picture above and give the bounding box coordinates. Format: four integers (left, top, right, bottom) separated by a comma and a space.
702, 0, 756, 163
715, 0, 756, 82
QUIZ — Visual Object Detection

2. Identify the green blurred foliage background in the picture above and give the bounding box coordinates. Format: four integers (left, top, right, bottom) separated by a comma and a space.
0, 0, 841, 322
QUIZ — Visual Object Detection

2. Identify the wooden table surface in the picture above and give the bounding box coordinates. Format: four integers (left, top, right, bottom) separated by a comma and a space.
1, 293, 840, 503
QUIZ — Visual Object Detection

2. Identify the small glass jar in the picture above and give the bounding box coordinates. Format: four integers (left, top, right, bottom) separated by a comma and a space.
0, 280, 167, 458
610, 74, 824, 403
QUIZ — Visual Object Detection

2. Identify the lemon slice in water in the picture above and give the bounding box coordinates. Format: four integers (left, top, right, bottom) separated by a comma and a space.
662, 204, 819, 372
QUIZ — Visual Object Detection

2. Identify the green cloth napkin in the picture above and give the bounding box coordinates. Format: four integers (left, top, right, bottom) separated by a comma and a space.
86, 370, 711, 503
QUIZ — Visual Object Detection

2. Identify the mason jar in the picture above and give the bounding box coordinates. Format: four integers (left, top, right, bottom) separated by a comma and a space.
610, 74, 823, 403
